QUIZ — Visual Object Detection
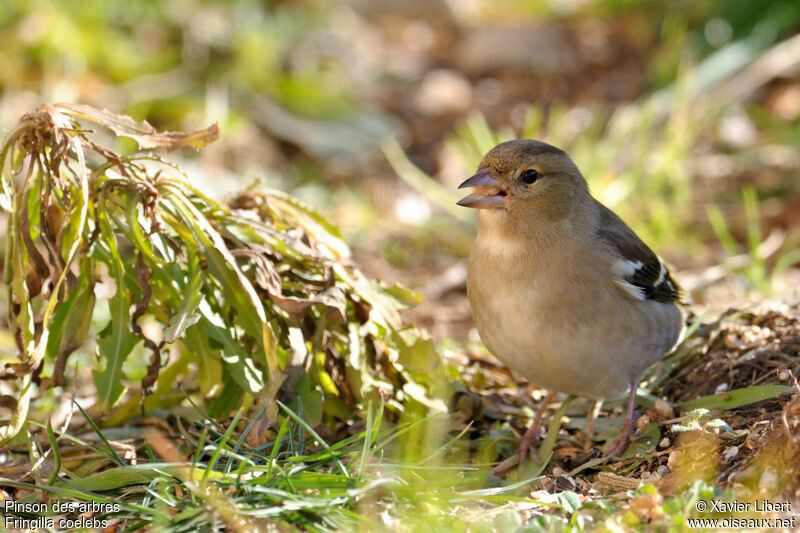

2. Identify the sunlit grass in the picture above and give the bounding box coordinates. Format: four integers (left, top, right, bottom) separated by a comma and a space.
707, 185, 800, 294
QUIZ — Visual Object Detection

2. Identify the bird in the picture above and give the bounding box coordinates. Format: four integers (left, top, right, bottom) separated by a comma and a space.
457, 139, 685, 459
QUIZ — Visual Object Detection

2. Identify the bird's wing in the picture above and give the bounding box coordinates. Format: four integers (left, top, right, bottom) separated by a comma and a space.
596, 203, 682, 303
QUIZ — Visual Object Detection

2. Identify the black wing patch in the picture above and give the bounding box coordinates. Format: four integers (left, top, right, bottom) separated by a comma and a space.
595, 202, 683, 304
624, 255, 682, 303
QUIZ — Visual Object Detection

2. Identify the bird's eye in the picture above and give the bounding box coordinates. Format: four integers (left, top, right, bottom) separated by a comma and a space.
521, 169, 538, 184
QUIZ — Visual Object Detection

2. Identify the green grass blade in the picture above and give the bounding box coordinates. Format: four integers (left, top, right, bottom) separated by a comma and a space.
204, 408, 243, 481
73, 400, 126, 466
277, 400, 349, 477
676, 384, 794, 412
45, 420, 61, 486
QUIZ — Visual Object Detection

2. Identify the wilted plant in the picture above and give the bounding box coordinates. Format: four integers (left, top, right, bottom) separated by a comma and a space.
0, 104, 437, 444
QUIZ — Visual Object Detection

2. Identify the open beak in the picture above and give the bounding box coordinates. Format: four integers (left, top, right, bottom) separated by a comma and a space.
456, 168, 507, 209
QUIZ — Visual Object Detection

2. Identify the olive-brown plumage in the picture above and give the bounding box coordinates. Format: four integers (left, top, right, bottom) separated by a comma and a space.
458, 139, 684, 458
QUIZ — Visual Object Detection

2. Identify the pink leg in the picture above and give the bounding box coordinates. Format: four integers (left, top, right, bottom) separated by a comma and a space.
604, 380, 639, 458
518, 390, 556, 462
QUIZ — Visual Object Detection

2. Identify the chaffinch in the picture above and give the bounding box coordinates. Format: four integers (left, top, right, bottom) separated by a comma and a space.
458, 139, 685, 459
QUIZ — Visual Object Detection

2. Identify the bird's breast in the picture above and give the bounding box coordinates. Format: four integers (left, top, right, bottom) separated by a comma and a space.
465, 233, 680, 399
466, 235, 554, 376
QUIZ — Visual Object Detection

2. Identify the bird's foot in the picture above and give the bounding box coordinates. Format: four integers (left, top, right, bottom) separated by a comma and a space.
490, 428, 544, 477
603, 427, 634, 458
517, 425, 541, 463
490, 453, 519, 476
491, 391, 557, 476
517, 390, 556, 463
603, 380, 640, 458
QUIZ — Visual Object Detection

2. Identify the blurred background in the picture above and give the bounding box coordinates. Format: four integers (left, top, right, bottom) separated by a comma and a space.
1, 0, 799, 346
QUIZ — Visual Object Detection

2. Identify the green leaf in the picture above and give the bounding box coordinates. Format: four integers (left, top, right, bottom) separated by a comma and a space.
183, 326, 224, 397
557, 491, 581, 514
620, 421, 661, 459
163, 250, 203, 343
165, 188, 264, 339
261, 190, 351, 259
676, 385, 794, 412
93, 195, 140, 411
395, 328, 438, 374
45, 257, 95, 361
206, 373, 245, 418
58, 467, 158, 491
164, 187, 281, 385
535, 395, 575, 470
199, 311, 263, 394
73, 400, 127, 466
296, 375, 324, 428
93, 318, 140, 411
124, 193, 165, 265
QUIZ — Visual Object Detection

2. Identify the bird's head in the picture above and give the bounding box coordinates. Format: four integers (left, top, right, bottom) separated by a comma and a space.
457, 140, 589, 228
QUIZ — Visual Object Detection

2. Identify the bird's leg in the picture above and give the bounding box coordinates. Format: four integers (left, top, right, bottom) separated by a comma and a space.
604, 380, 639, 458
518, 390, 556, 462
583, 399, 603, 448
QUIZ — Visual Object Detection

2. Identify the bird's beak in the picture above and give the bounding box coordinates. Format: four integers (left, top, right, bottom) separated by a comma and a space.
456, 168, 507, 209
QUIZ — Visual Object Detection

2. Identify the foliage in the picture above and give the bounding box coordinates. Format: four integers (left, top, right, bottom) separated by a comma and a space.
707, 185, 800, 293
0, 104, 437, 445
0, 0, 354, 121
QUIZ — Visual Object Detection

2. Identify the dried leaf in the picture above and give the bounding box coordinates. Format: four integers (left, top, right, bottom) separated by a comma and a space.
57, 103, 220, 152
271, 286, 347, 323
132, 253, 163, 399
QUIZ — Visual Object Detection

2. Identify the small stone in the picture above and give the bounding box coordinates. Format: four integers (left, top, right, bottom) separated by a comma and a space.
554, 475, 577, 492
725, 334, 743, 350
629, 491, 664, 521
657, 465, 670, 476
759, 470, 779, 491
723, 446, 739, 461
766, 83, 800, 121
667, 451, 680, 470
715, 383, 729, 394
654, 399, 674, 419
658, 437, 670, 449
635, 414, 650, 430
778, 370, 791, 382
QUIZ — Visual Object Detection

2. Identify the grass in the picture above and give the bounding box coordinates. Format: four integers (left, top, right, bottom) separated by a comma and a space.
4, 402, 544, 531
707, 185, 800, 294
